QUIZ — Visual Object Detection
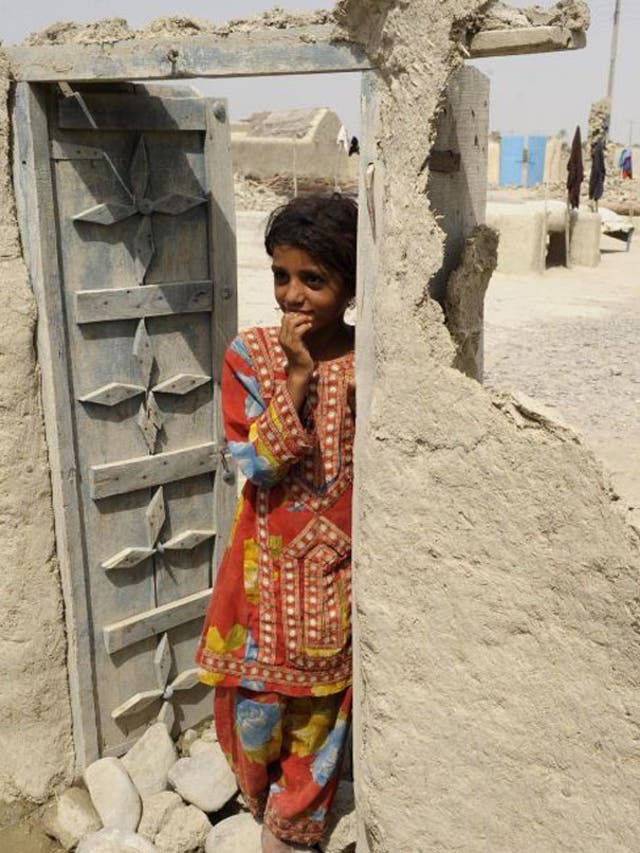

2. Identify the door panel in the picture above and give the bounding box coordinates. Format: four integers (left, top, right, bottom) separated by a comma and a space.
14, 82, 237, 759
500, 135, 524, 186
527, 135, 547, 187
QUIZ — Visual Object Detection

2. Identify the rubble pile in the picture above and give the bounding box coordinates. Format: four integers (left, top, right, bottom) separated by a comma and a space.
27, 10, 338, 46
233, 174, 291, 212
464, 0, 590, 36
588, 97, 610, 145
496, 176, 640, 214
40, 720, 355, 852
233, 174, 358, 212
600, 173, 640, 214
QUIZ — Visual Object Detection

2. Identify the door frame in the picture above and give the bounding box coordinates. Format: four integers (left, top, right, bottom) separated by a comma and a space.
10, 31, 378, 773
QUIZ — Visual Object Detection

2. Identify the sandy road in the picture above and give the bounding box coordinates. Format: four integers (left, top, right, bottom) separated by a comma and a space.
484, 231, 640, 527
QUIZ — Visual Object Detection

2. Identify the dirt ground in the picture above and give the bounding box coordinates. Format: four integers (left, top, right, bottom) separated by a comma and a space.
484, 227, 640, 530
0, 802, 62, 853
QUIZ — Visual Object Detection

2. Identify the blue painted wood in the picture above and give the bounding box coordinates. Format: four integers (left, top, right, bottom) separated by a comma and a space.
500, 135, 524, 186
527, 136, 547, 187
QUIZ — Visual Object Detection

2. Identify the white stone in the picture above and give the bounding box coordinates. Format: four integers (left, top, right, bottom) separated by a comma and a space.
76, 827, 157, 853
204, 813, 262, 853
138, 791, 182, 842
168, 748, 237, 813
189, 739, 220, 759
154, 803, 211, 853
122, 722, 178, 797
178, 728, 199, 756
199, 725, 219, 744
84, 757, 141, 832
319, 782, 356, 853
41, 786, 102, 851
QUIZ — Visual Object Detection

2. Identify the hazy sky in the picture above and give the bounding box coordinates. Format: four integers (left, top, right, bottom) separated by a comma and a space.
1, 0, 637, 144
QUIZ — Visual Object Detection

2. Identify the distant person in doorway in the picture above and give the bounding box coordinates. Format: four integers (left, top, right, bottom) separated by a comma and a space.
196, 194, 357, 852
348, 136, 359, 156
620, 148, 633, 180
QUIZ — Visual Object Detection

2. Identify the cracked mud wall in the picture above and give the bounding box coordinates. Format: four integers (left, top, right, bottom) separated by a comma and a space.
337, 1, 640, 851
0, 56, 74, 808
445, 224, 498, 380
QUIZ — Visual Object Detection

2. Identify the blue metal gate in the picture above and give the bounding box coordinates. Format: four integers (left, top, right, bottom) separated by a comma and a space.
527, 136, 547, 186
500, 135, 524, 186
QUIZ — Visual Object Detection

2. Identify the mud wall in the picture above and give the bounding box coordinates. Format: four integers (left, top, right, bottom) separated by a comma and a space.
0, 59, 74, 807
338, 1, 640, 851
232, 109, 359, 184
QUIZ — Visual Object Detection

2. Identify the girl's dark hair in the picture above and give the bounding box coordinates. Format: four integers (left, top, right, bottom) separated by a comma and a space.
264, 193, 358, 297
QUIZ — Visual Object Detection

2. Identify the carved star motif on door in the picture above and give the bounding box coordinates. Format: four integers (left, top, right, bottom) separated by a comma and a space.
100, 486, 215, 571
79, 315, 212, 451
72, 135, 206, 284
110, 631, 203, 734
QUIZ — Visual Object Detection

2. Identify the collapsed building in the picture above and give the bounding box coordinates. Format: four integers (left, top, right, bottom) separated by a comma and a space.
3, 1, 640, 851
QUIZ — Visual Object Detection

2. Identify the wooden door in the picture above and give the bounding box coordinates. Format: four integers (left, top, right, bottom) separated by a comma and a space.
13, 82, 237, 763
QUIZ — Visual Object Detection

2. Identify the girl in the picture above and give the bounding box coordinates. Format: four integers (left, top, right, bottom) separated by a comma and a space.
196, 193, 357, 852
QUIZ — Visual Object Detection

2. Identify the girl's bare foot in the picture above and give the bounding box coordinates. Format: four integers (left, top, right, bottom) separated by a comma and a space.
261, 824, 317, 852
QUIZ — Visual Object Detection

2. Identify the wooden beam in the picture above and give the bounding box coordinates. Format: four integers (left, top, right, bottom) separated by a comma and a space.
75, 280, 212, 324
90, 442, 217, 499
5, 25, 372, 82
103, 588, 211, 653
59, 92, 208, 130
469, 26, 586, 58
204, 98, 239, 575
5, 21, 588, 83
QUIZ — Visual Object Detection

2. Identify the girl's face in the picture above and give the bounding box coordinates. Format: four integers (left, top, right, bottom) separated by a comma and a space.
271, 245, 351, 333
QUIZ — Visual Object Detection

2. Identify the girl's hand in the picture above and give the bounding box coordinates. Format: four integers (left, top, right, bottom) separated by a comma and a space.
279, 312, 314, 380
347, 380, 356, 416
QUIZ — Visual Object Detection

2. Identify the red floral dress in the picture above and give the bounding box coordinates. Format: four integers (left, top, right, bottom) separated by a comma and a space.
196, 326, 354, 697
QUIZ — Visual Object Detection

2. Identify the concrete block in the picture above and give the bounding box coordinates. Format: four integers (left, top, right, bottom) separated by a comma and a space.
543, 137, 565, 184
487, 139, 500, 185
486, 204, 547, 274
525, 199, 566, 233
569, 211, 601, 267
